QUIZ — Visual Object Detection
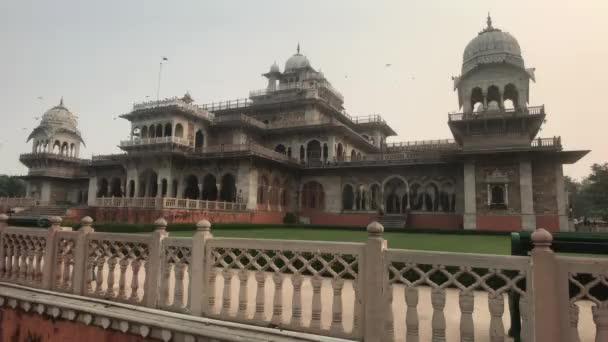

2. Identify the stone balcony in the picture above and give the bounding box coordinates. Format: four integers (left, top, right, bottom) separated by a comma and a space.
448, 105, 545, 121
119, 136, 192, 149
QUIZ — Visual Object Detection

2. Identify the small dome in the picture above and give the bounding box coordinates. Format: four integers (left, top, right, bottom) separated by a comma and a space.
270, 62, 280, 73
285, 43, 311, 71
462, 15, 524, 74
40, 98, 78, 129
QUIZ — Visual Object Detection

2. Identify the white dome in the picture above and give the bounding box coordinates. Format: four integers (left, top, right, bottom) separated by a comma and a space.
285, 53, 311, 71
462, 16, 524, 74
40, 99, 78, 130
270, 62, 280, 73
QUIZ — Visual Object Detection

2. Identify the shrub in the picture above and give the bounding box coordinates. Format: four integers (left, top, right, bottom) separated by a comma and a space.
283, 212, 297, 224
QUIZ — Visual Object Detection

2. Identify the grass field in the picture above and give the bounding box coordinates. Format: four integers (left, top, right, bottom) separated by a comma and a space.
171, 228, 511, 255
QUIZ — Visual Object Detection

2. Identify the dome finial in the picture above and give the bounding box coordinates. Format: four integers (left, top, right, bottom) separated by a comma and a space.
59, 96, 64, 106
487, 12, 493, 29
297, 42, 300, 55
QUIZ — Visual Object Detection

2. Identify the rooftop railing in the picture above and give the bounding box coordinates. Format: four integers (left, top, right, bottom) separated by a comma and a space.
1, 216, 603, 341
449, 105, 545, 121
385, 139, 459, 151
119, 136, 191, 148
304, 150, 444, 168
199, 98, 252, 112
212, 113, 267, 130
531, 136, 562, 149
249, 81, 344, 102
131, 97, 215, 121
19, 152, 89, 164
94, 197, 246, 211
350, 114, 385, 124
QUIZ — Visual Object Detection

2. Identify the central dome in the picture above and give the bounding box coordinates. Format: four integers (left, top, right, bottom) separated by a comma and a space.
462, 15, 524, 74
40, 98, 78, 129
284, 44, 311, 71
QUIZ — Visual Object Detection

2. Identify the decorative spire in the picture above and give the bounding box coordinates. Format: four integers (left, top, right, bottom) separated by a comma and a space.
59, 97, 64, 106
297, 42, 300, 55
486, 12, 493, 29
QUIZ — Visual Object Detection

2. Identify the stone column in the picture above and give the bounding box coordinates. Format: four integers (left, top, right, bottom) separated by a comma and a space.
520, 160, 536, 231
463, 161, 477, 230
198, 183, 204, 200
156, 182, 162, 198
555, 163, 569, 231
166, 179, 174, 199
87, 176, 98, 206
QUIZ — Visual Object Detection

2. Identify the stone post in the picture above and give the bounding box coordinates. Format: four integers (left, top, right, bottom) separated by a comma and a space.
144, 217, 168, 308
363, 221, 387, 342
72, 216, 95, 295
190, 220, 213, 316
531, 228, 561, 341
41, 216, 63, 289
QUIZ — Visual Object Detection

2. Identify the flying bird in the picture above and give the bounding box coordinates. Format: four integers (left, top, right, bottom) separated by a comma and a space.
36, 96, 43, 100
385, 63, 392, 67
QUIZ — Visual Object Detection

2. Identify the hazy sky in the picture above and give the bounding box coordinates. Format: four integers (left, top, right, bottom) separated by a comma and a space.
1, 0, 606, 180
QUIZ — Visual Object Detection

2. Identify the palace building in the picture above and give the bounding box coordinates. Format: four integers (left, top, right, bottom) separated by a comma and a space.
18, 16, 588, 231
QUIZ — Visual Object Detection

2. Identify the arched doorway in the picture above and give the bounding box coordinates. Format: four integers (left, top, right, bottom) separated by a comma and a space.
306, 140, 321, 164
175, 124, 184, 138
220, 174, 236, 202
409, 183, 422, 210
384, 177, 408, 214
128, 180, 135, 198
164, 123, 172, 137
97, 178, 109, 197
195, 130, 204, 150
201, 174, 217, 200
258, 176, 269, 206
301, 181, 324, 210
110, 178, 122, 197
139, 169, 158, 197
336, 143, 344, 161
342, 184, 354, 210
423, 183, 439, 211
183, 175, 199, 199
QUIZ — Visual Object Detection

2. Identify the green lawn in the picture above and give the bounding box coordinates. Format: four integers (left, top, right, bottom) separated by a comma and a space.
171, 228, 511, 255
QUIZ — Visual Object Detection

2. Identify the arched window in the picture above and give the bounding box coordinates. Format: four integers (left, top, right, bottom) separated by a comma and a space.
274, 144, 286, 155
201, 174, 217, 200
471, 87, 484, 112
440, 183, 455, 212
301, 181, 324, 210
138, 169, 158, 197
161, 179, 168, 197
342, 184, 355, 210
61, 142, 69, 156
175, 124, 184, 138
220, 174, 237, 202
504, 83, 519, 109
110, 178, 122, 197
195, 130, 204, 149
357, 152, 362, 160
423, 183, 439, 211
149, 124, 156, 138
323, 143, 328, 161
491, 185, 506, 207
155, 124, 163, 138
356, 185, 367, 210
70, 143, 76, 157
336, 143, 344, 161
258, 176, 269, 205
350, 149, 356, 161
172, 179, 178, 198
299, 146, 305, 161
141, 126, 148, 138
487, 85, 501, 111
164, 123, 172, 137
97, 178, 109, 197
287, 147, 292, 158
183, 175, 199, 199
409, 183, 422, 211
306, 140, 321, 164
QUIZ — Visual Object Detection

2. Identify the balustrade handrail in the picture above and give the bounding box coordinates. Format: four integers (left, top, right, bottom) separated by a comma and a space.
131, 97, 215, 121
94, 196, 246, 211
120, 136, 191, 147
0, 216, 607, 341
449, 105, 545, 121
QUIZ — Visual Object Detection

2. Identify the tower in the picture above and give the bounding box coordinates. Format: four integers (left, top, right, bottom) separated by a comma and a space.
449, 15, 544, 150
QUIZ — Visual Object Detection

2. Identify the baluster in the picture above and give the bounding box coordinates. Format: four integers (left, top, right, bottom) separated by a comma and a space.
85, 255, 95, 294
488, 293, 505, 342
310, 275, 323, 330
34, 244, 43, 284
118, 257, 130, 300
19, 243, 27, 282
567, 303, 580, 342
271, 273, 284, 325
26, 250, 35, 283
237, 270, 249, 319
106, 257, 118, 298
55, 252, 65, 288
62, 255, 72, 289
519, 295, 531, 342
431, 288, 446, 342
593, 303, 608, 342
291, 274, 303, 328
459, 290, 474, 342
95, 258, 106, 296
130, 259, 142, 302
254, 271, 266, 321
173, 262, 187, 310
405, 287, 419, 342
161, 262, 174, 306
11, 243, 20, 281
4, 244, 12, 279
207, 267, 217, 312
330, 278, 345, 335
0, 241, 5, 279
221, 269, 233, 316
385, 282, 394, 341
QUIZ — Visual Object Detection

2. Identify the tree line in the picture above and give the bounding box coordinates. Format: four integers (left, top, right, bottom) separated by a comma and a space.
566, 163, 608, 221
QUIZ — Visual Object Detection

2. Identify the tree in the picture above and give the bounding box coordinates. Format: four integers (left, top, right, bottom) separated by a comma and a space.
568, 163, 608, 220
0, 175, 26, 197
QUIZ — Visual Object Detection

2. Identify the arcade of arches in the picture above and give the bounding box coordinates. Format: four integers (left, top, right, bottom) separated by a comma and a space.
342, 177, 456, 214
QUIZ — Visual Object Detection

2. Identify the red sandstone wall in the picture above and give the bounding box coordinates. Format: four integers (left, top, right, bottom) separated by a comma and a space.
536, 215, 560, 232
0, 307, 157, 341
408, 214, 462, 230
477, 215, 522, 231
